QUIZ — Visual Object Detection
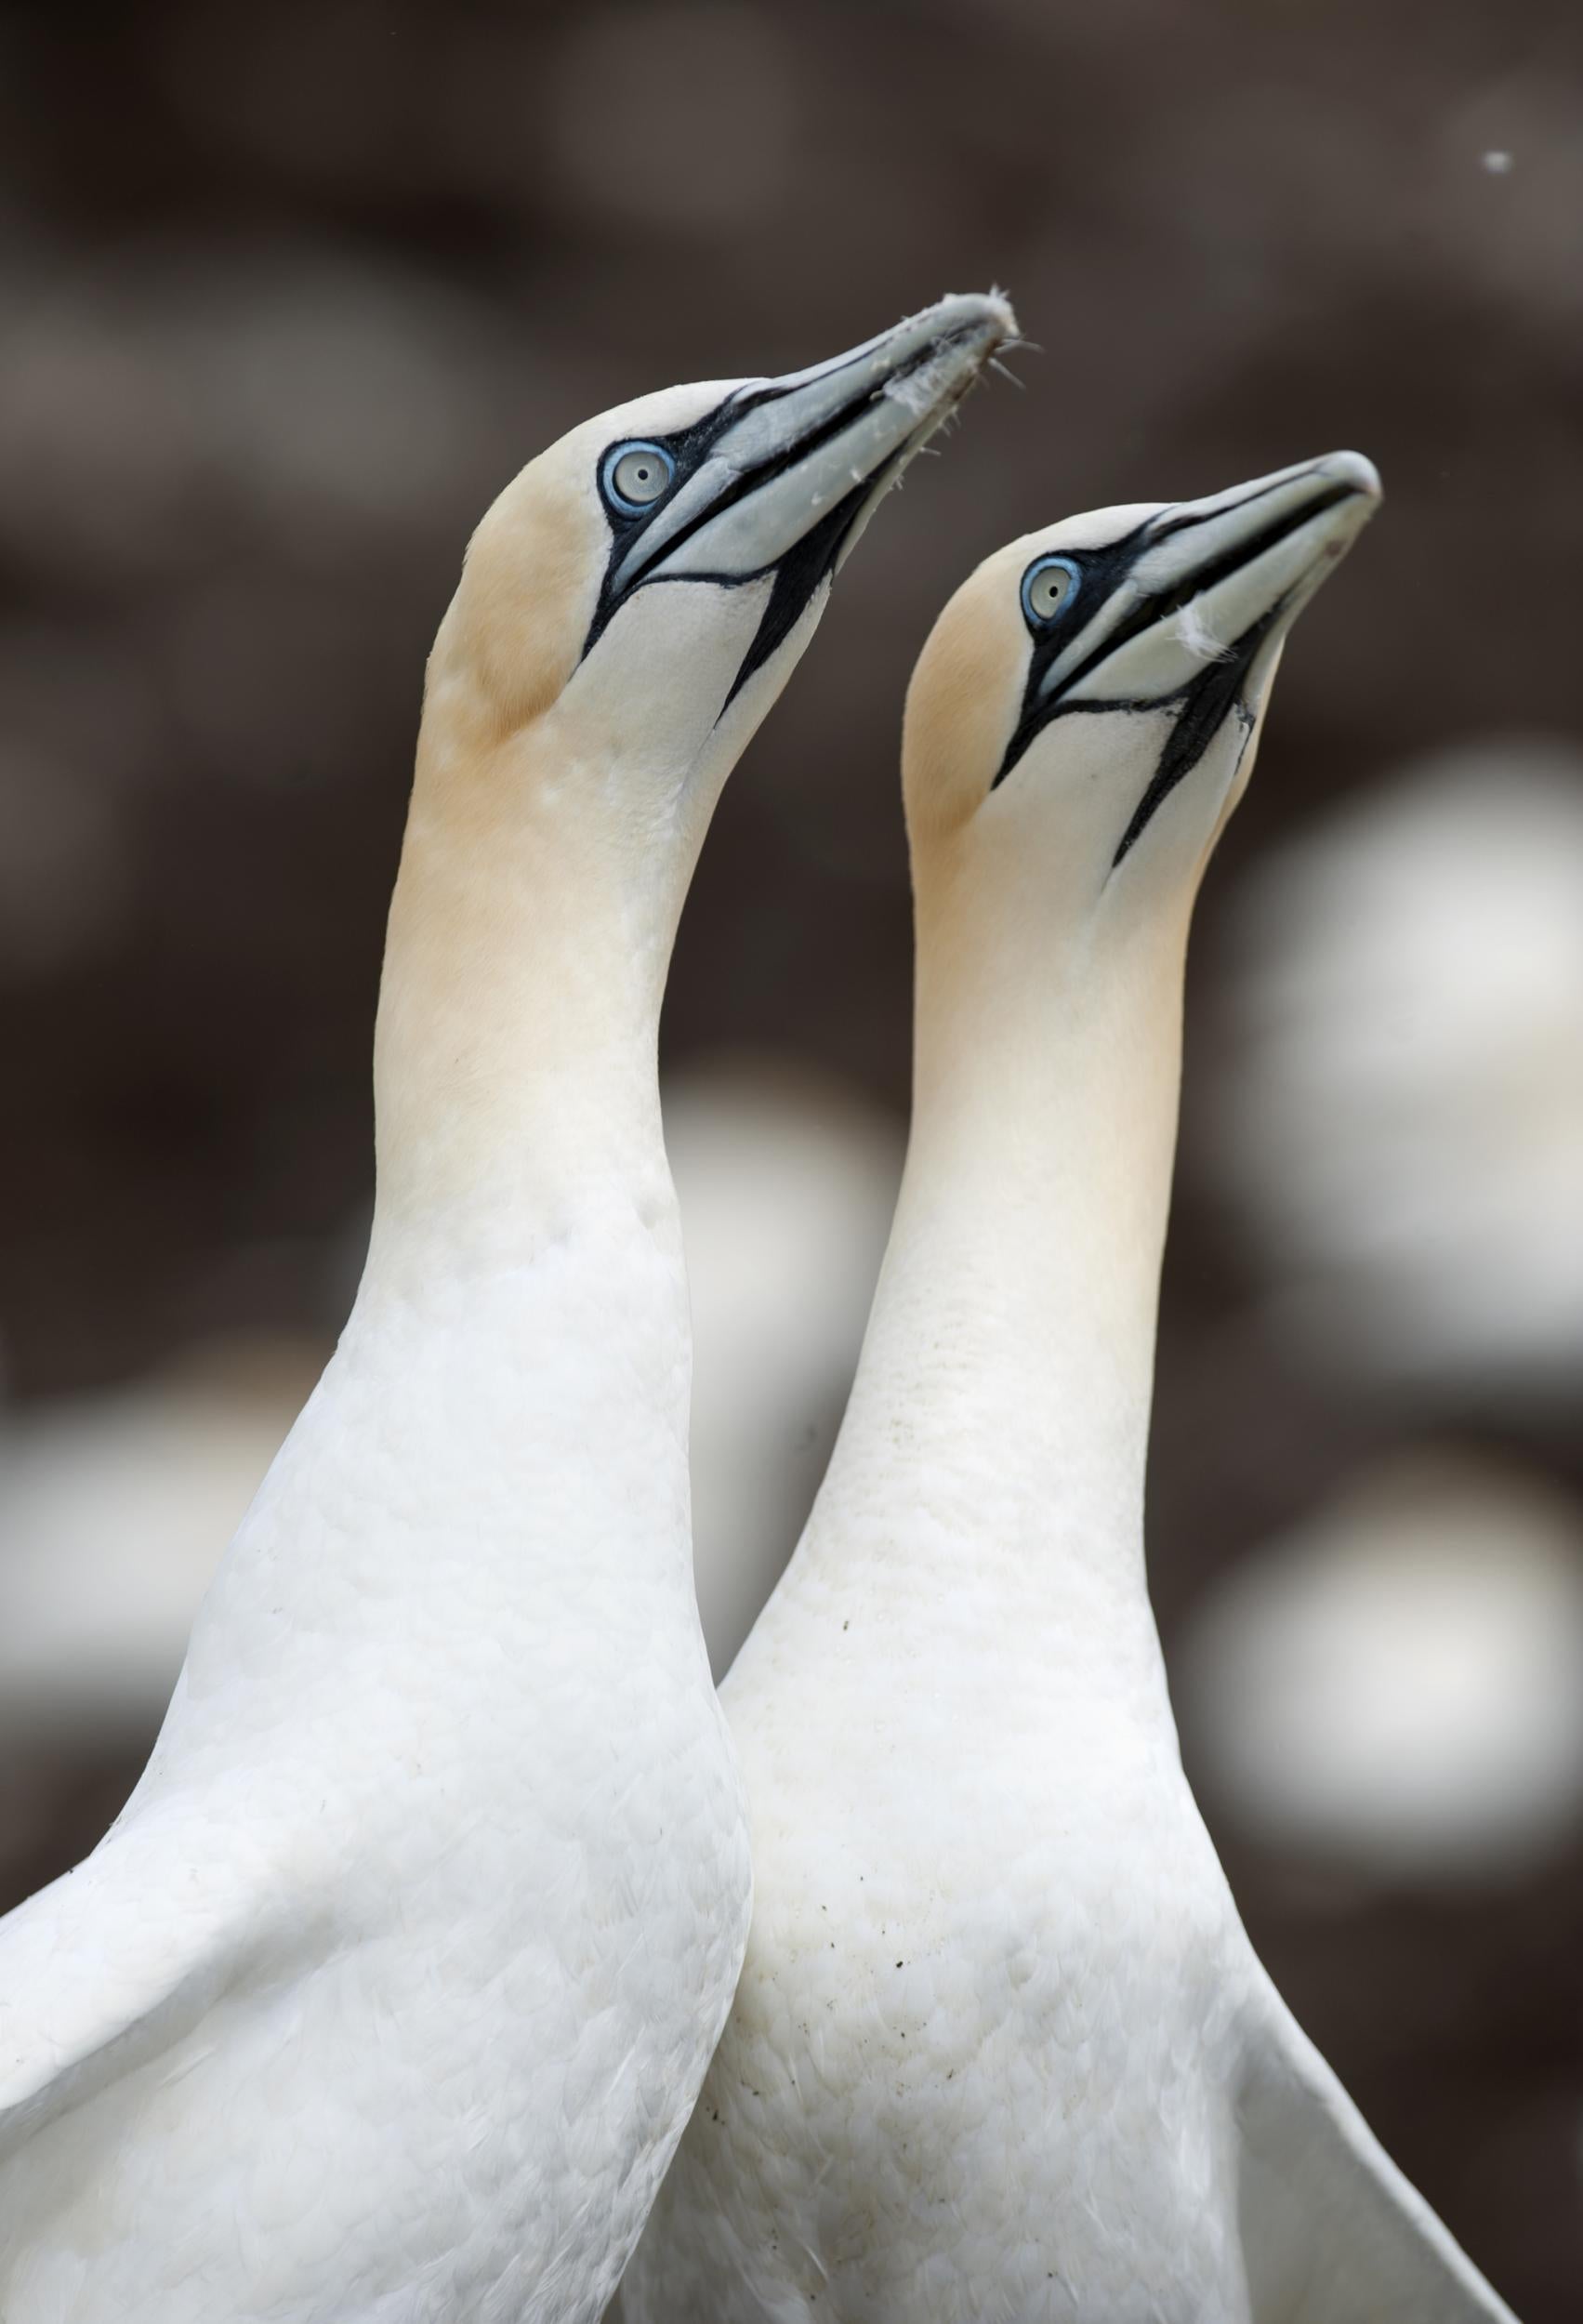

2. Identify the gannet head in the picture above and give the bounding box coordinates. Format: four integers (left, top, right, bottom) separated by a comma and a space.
904, 453, 1379, 918
428, 293, 1016, 812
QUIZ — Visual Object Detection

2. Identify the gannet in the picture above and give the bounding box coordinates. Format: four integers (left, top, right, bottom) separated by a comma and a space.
623, 455, 1523, 2322
0, 291, 1013, 2324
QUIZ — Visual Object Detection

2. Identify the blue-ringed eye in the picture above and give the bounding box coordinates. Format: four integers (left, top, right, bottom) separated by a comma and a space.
601, 440, 675, 515
1021, 554, 1080, 626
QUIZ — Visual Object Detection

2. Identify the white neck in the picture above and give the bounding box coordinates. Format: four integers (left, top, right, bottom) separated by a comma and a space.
177, 662, 715, 1726
367, 675, 713, 1283
804, 840, 1192, 1661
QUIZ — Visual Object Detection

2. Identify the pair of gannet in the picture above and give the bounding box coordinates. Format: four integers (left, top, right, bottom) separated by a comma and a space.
0, 291, 1524, 2322
622, 459, 1523, 2319
0, 293, 1014, 2323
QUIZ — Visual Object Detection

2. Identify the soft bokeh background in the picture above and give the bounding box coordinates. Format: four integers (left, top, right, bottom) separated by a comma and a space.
1, 0, 1579, 2308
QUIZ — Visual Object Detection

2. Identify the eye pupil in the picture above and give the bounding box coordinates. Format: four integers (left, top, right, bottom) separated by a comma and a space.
1022, 555, 1078, 626
606, 441, 674, 512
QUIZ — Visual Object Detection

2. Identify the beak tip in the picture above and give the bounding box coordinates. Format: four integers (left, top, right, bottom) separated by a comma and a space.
1320, 449, 1383, 505
934, 287, 1020, 349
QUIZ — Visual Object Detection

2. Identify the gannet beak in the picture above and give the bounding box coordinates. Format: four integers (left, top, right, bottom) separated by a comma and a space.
583, 292, 1016, 687
618, 294, 1014, 593
1055, 452, 1381, 712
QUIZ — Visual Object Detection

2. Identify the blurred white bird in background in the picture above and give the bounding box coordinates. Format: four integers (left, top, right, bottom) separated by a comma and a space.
1178, 1447, 1583, 1887
1209, 736, 1583, 1409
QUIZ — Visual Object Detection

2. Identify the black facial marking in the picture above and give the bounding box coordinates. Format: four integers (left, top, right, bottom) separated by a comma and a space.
579, 365, 896, 675
577, 329, 982, 702
993, 519, 1153, 788
991, 476, 1354, 864
1108, 612, 1273, 866
1145, 469, 1295, 544
720, 478, 874, 709
579, 398, 747, 663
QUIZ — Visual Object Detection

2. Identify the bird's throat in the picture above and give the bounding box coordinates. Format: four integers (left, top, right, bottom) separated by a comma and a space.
367, 714, 683, 1277
813, 882, 1190, 1638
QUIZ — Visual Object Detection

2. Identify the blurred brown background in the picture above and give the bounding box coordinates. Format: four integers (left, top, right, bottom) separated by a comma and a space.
0, 0, 1579, 2311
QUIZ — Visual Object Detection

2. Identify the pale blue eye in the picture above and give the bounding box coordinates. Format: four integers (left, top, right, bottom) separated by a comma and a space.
602, 441, 675, 515
1022, 554, 1081, 626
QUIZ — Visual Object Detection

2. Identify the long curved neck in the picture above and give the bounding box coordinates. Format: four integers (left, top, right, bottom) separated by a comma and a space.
367, 671, 703, 1285
810, 840, 1192, 1646
171, 673, 715, 1731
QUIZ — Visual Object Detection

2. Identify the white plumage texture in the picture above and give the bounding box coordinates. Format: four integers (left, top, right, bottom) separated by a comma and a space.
0, 1210, 751, 2324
